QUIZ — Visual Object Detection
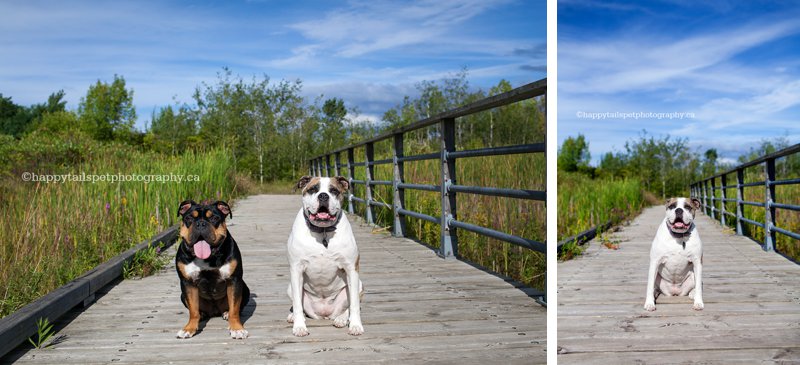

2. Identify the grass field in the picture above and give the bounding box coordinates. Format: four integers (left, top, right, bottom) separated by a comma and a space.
0, 131, 243, 318
557, 172, 647, 257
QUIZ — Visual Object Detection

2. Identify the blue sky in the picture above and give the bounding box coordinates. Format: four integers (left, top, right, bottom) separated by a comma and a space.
0, 0, 545, 130
558, 0, 800, 165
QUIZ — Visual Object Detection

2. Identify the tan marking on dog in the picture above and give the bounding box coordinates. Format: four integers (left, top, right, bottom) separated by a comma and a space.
182, 285, 201, 336
206, 210, 213, 218
180, 224, 191, 243
301, 177, 322, 195
213, 222, 227, 244
191, 210, 199, 218
226, 282, 245, 331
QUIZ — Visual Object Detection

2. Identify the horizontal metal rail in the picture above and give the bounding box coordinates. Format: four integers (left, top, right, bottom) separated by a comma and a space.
690, 143, 800, 257
397, 208, 439, 224
397, 183, 440, 192
309, 78, 548, 305
369, 200, 391, 209
448, 185, 546, 201
398, 152, 440, 162
448, 218, 546, 253
448, 143, 545, 159
368, 180, 392, 186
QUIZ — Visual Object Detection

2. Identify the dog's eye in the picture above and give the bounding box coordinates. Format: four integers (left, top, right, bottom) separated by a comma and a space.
307, 186, 318, 194
330, 188, 339, 196
668, 203, 677, 209
684, 204, 691, 210
183, 216, 192, 225
210, 215, 219, 223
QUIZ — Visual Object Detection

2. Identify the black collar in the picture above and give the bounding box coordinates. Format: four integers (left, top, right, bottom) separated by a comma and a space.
666, 221, 694, 241
304, 210, 342, 248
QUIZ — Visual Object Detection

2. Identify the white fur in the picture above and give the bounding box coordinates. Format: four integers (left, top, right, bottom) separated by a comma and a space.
644, 197, 704, 311
287, 177, 364, 336
182, 260, 205, 281
218, 262, 233, 280
176, 330, 194, 339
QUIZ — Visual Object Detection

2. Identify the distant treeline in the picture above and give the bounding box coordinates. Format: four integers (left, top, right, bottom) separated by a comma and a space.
0, 68, 543, 183
558, 132, 799, 198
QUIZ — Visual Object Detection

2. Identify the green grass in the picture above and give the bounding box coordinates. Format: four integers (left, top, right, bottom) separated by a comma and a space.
0, 131, 244, 318
345, 133, 546, 290
122, 241, 174, 279
557, 172, 646, 259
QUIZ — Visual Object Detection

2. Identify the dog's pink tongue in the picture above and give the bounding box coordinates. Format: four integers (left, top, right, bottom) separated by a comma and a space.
316, 212, 331, 220
674, 222, 687, 229
194, 240, 211, 259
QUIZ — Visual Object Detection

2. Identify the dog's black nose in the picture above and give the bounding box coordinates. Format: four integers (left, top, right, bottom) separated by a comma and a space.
196, 220, 208, 228
318, 192, 329, 202
675, 208, 683, 216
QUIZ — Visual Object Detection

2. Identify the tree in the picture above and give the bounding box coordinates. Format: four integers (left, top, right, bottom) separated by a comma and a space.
598, 151, 626, 178
702, 148, 718, 176
320, 98, 347, 154
558, 135, 591, 173
146, 105, 197, 155
78, 75, 136, 141
0, 94, 29, 137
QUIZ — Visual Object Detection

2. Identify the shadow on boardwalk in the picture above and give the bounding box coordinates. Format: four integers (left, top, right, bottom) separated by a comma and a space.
4, 195, 544, 364
558, 205, 800, 364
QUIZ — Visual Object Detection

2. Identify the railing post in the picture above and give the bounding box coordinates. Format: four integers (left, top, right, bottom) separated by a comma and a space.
736, 168, 744, 235
702, 180, 709, 215
334, 152, 341, 177
347, 148, 355, 215
392, 133, 406, 237
720, 173, 727, 227
764, 158, 776, 251
364, 143, 375, 224
439, 118, 458, 259
308, 160, 313, 177
709, 177, 716, 220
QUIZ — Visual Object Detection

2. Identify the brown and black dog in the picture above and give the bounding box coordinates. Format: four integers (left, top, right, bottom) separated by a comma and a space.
175, 200, 250, 339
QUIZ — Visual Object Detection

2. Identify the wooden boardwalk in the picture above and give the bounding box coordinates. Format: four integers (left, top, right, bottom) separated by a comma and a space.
3, 195, 545, 364
558, 205, 800, 364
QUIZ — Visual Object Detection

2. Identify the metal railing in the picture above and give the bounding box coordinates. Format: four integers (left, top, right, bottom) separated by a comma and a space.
308, 78, 547, 302
690, 143, 800, 255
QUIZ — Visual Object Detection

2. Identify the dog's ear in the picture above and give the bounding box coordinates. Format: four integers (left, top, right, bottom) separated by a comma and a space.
215, 201, 232, 219
295, 176, 313, 192
178, 200, 196, 217
335, 176, 350, 192
690, 198, 701, 210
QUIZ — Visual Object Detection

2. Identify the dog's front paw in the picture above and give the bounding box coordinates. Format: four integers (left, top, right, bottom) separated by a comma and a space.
644, 302, 656, 311
230, 329, 249, 339
693, 301, 704, 311
293, 325, 309, 337
333, 316, 348, 328
348, 322, 364, 336
176, 328, 196, 339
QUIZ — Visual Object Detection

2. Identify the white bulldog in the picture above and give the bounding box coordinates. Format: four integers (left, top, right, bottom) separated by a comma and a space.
286, 176, 364, 336
644, 197, 704, 311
